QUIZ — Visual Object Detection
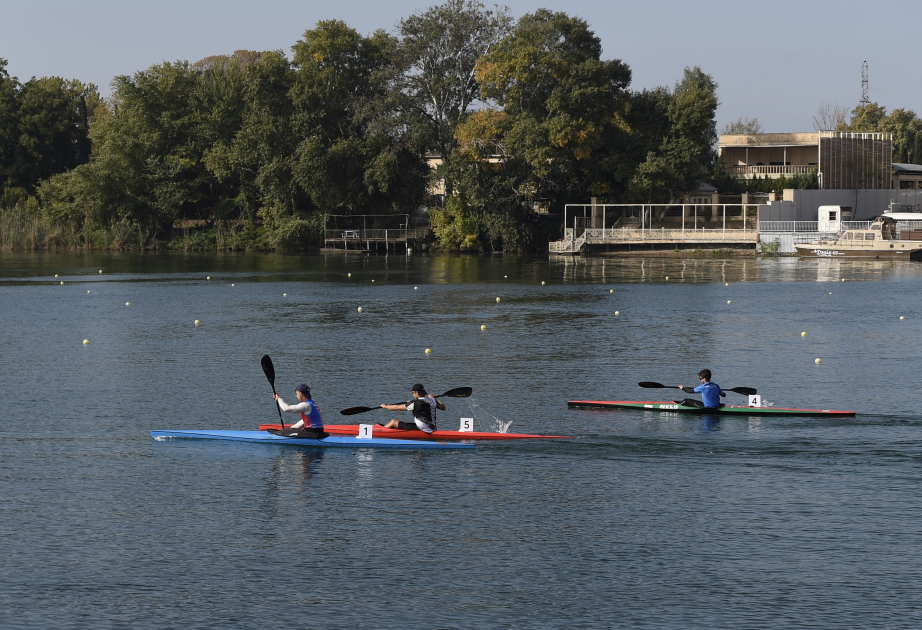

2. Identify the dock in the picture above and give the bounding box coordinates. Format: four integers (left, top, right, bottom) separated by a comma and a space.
322, 214, 430, 253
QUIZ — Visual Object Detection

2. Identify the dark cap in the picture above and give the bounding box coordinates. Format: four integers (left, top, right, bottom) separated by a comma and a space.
411, 383, 426, 395
295, 383, 311, 398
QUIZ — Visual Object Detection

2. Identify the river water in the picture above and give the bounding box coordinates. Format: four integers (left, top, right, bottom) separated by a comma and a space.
1, 251, 921, 629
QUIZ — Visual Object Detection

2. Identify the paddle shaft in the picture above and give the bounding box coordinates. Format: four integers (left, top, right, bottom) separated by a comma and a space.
340, 388, 472, 416
638, 381, 756, 396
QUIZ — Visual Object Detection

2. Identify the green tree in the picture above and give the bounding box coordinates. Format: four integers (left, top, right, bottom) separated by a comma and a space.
289, 21, 427, 217
722, 117, 762, 135
629, 66, 718, 202
398, 0, 512, 193
0, 59, 20, 194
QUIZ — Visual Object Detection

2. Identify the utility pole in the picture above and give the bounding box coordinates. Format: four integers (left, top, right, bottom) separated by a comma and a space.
860, 61, 870, 106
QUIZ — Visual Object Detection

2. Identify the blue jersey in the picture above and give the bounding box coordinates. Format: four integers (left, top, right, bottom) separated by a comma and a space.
694, 382, 723, 408
300, 400, 324, 428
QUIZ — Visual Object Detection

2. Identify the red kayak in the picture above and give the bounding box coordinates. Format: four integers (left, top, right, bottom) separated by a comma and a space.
258, 424, 573, 441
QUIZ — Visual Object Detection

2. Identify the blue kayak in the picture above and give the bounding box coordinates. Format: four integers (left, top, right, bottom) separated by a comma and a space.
151, 429, 475, 450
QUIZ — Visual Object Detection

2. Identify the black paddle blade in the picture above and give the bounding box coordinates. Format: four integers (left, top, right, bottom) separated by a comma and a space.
728, 387, 757, 396
638, 382, 667, 389
340, 406, 378, 416
437, 387, 472, 398
260, 355, 276, 385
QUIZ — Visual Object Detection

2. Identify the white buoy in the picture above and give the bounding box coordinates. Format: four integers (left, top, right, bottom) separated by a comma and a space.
496, 297, 501, 303
900, 316, 905, 320
609, 289, 614, 293
665, 276, 669, 280
125, 302, 130, 306
425, 348, 431, 354
348, 273, 352, 278
99, 270, 103, 274
231, 284, 235, 287
371, 280, 375, 283
504, 275, 507, 278
841, 279, 845, 282
801, 332, 807, 337
725, 283, 729, 286
83, 339, 89, 345
60, 281, 64, 285
829, 292, 832, 295
414, 287, 418, 290
541, 281, 545, 285
615, 311, 620, 315
727, 300, 731, 304
87, 290, 91, 294
206, 276, 211, 280
194, 320, 200, 325
815, 358, 822, 364
357, 307, 363, 312
54, 274, 58, 278
481, 325, 486, 330
283, 293, 287, 297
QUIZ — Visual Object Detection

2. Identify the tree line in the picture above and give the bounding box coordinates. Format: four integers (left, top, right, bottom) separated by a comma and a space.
2, 2, 724, 252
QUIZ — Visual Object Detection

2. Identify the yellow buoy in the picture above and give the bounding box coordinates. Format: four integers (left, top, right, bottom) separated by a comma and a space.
348, 273, 352, 278
815, 358, 822, 364
841, 279, 845, 282
125, 302, 130, 306
727, 300, 731, 304
99, 270, 102, 274
541, 281, 545, 285
496, 297, 501, 303
801, 332, 807, 337
231, 284, 235, 287
615, 311, 620, 315
900, 316, 905, 320
87, 290, 91, 294
829, 292, 832, 295
83, 339, 89, 345
60, 281, 64, 285
609, 289, 614, 293
54, 274, 58, 278
414, 287, 418, 290
725, 283, 729, 286
665, 276, 669, 280
371, 280, 375, 283
357, 307, 363, 312
206, 276, 211, 280
481, 325, 486, 330
425, 348, 431, 354
194, 320, 200, 325
283, 293, 287, 297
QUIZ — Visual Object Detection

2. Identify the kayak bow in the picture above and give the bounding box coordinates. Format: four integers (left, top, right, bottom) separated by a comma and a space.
258, 423, 573, 440
152, 430, 475, 449
567, 400, 856, 417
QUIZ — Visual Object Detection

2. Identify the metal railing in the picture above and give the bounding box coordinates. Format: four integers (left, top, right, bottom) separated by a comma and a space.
590, 228, 758, 243
727, 165, 816, 175
758, 221, 872, 233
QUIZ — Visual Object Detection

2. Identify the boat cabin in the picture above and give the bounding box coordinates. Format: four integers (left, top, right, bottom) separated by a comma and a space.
837, 217, 897, 244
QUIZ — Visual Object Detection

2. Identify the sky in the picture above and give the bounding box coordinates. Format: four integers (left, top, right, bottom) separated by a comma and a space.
2, 0, 917, 133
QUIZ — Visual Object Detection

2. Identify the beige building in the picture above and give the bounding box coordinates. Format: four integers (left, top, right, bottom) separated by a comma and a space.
718, 131, 896, 189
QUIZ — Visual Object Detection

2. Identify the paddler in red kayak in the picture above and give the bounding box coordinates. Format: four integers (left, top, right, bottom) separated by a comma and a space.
379, 383, 445, 434
273, 383, 326, 437
677, 369, 726, 409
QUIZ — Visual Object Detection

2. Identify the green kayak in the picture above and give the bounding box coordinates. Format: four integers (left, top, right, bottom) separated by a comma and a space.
567, 400, 856, 417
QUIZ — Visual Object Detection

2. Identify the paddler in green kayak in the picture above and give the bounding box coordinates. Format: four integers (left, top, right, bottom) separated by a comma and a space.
380, 383, 445, 434
677, 369, 726, 409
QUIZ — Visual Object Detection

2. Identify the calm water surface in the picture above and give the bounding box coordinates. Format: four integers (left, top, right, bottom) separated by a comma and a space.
1, 252, 921, 629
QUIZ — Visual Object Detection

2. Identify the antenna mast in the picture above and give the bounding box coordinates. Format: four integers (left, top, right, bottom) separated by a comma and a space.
860, 60, 870, 106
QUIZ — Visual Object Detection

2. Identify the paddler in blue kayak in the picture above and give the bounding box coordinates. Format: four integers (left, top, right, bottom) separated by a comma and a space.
677, 369, 726, 409
379, 383, 445, 434
273, 383, 327, 437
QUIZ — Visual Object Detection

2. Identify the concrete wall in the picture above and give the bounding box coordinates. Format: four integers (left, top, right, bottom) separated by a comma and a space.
790, 189, 922, 221
757, 201, 796, 222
